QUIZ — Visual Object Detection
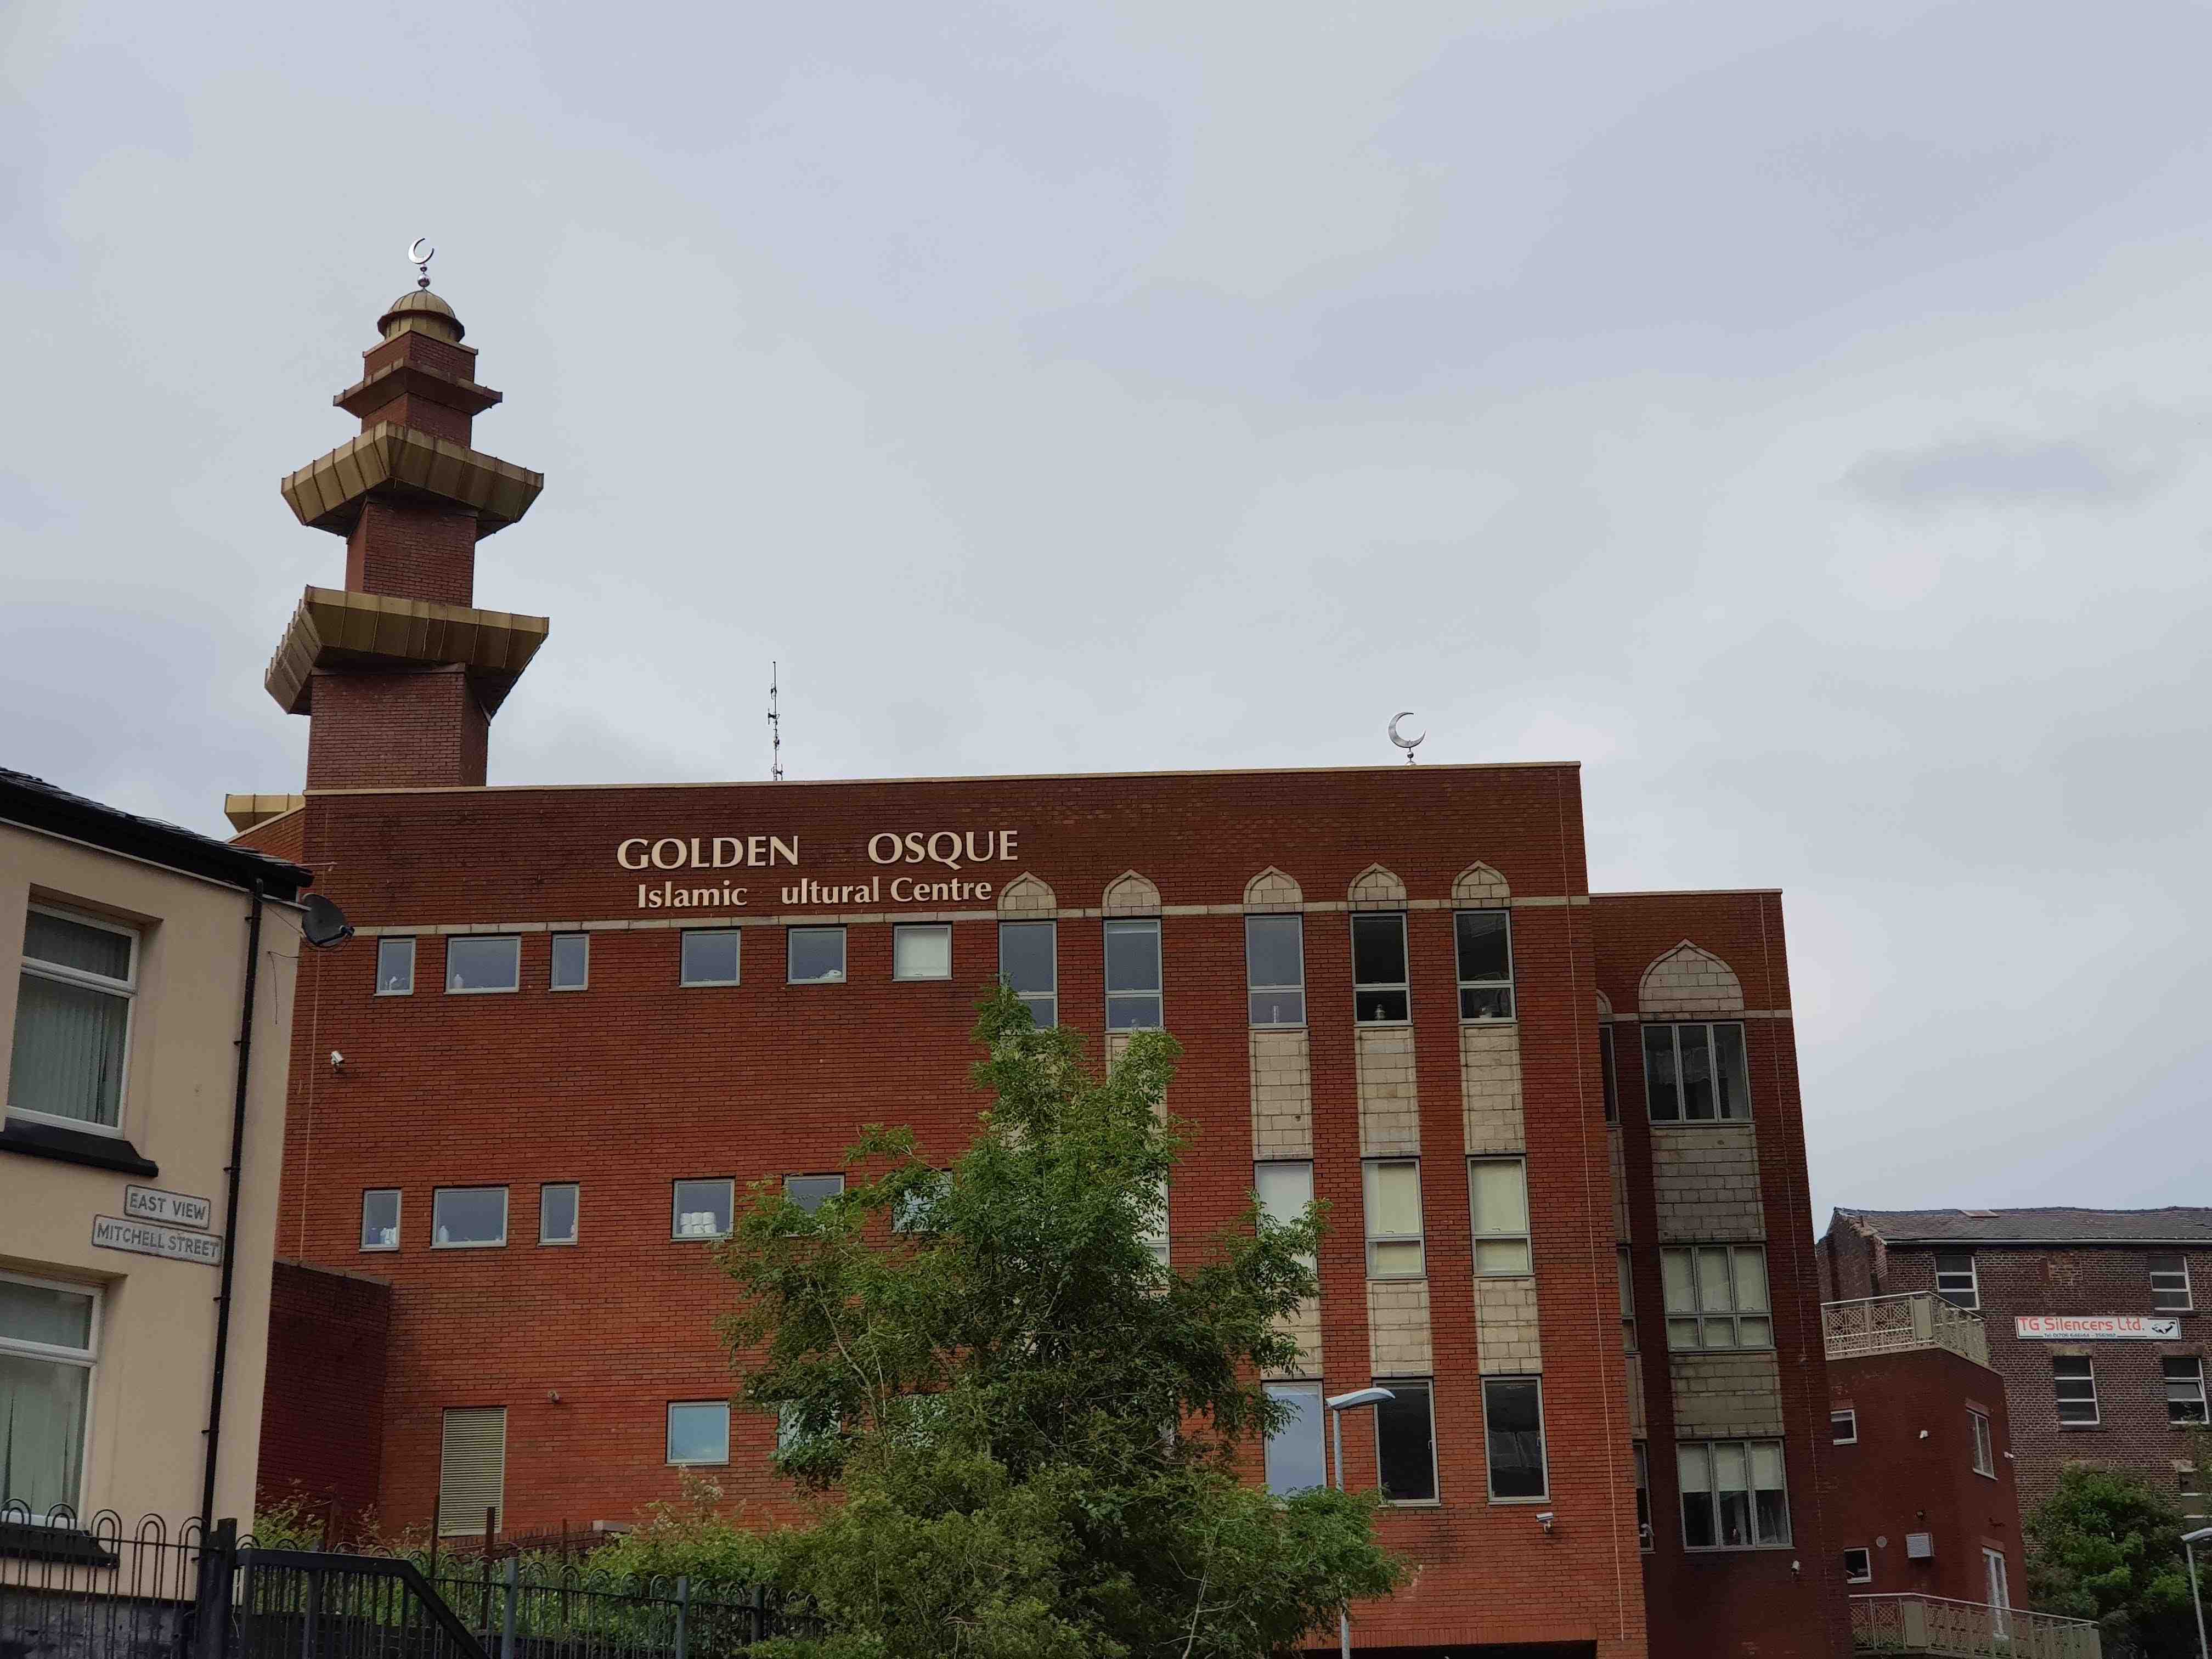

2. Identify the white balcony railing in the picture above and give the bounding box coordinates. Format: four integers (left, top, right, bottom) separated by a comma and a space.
1824, 1292, 1990, 1367
1850, 1594, 2101, 1658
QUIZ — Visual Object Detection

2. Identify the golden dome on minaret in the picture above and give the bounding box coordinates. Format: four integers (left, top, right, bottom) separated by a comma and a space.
376, 287, 464, 345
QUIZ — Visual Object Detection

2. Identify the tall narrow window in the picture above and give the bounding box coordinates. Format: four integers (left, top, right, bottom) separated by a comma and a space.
1453, 911, 1514, 1020
1482, 1377, 1547, 1499
2150, 1254, 2193, 1313
1985, 1548, 2012, 1638
1970, 1409, 1995, 1475
1374, 1381, 1437, 1503
437, 1406, 506, 1534
893, 924, 951, 981
10, 906, 137, 1130
376, 936, 415, 995
680, 929, 742, 987
1660, 1245, 1771, 1349
1363, 1159, 1424, 1278
2165, 1358, 2208, 1425
2053, 1356, 2098, 1426
361, 1189, 401, 1251
1633, 1442, 1652, 1548
1351, 914, 1409, 1024
998, 921, 1056, 1027
1139, 1180, 1170, 1267
549, 933, 589, 991
0, 1272, 98, 1516
1643, 1022, 1751, 1122
1104, 919, 1163, 1031
539, 1183, 579, 1245
1264, 1382, 1325, 1494
1618, 1246, 1638, 1351
445, 936, 520, 994
1468, 1158, 1532, 1276
1679, 1440, 1790, 1549
787, 927, 847, 985
1255, 1161, 1316, 1271
1245, 915, 1305, 1026
1599, 1025, 1619, 1122
667, 1402, 731, 1465
1934, 1251, 1978, 1310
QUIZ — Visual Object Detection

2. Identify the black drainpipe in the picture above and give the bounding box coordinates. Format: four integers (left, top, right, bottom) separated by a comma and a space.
200, 878, 264, 1525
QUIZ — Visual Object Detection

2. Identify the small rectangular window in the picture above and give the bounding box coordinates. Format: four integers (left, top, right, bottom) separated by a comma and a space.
1351, 914, 1409, 1024
893, 924, 951, 981
2165, 1358, 2208, 1426
893, 1171, 948, 1234
361, 1189, 401, 1251
785, 1173, 845, 1214
1103, 918, 1163, 1031
1843, 1547, 1872, 1584
667, 1401, 730, 1465
680, 929, 742, 986
1483, 1377, 1547, 1499
1643, 1022, 1751, 1122
1265, 1382, 1325, 1495
998, 921, 1056, 1027
1679, 1439, 1790, 1549
1633, 1441, 1652, 1549
12, 905, 138, 1132
539, 1183, 579, 1245
787, 926, 847, 985
1599, 1025, 1619, 1123
437, 1406, 506, 1534
1256, 1161, 1316, 1271
1374, 1380, 1437, 1503
1934, 1251, 1979, 1310
549, 933, 589, 991
1618, 1246, 1638, 1352
1661, 1245, 1771, 1349
1970, 1409, 1995, 1475
1245, 915, 1305, 1026
2053, 1356, 2098, 1426
376, 936, 416, 996
445, 936, 520, 994
1453, 911, 1514, 1020
431, 1187, 507, 1248
1468, 1158, 1532, 1276
2151, 1253, 2193, 1313
673, 1178, 734, 1239
1363, 1159, 1424, 1278
1831, 1408, 1857, 1446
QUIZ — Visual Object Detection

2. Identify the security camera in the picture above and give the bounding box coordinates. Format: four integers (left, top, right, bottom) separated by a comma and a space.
1917, 1429, 1929, 1440
1534, 1512, 1555, 1534
330, 1050, 345, 1071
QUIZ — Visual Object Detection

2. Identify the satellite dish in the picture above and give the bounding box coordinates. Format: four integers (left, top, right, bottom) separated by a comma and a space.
300, 895, 355, 950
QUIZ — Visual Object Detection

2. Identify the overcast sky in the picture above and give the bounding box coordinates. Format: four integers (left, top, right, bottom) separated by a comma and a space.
6, 1, 2208, 1227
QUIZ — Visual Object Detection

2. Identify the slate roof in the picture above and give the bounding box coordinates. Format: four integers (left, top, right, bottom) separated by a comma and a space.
1, 766, 311, 898
1832, 1206, 2212, 1246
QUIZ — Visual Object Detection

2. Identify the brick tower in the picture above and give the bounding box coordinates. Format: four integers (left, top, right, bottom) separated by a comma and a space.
229, 274, 548, 827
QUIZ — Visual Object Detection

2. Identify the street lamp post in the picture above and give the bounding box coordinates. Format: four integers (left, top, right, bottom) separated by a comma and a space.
1325, 1387, 1395, 1659
2185, 1525, 2212, 1659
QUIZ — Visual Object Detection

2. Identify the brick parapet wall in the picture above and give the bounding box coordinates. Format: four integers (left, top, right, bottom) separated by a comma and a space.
257, 1259, 393, 1537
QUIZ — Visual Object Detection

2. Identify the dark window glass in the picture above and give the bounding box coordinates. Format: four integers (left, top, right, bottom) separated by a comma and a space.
1644, 1025, 1679, 1120
673, 1180, 733, 1238
788, 927, 846, 984
1599, 1025, 1618, 1122
2165, 1358, 2207, 1425
1264, 1383, 1325, 1494
1352, 914, 1409, 1024
2053, 1356, 2097, 1425
431, 1187, 506, 1246
1104, 919, 1163, 1031
1678, 1024, 1715, 1119
1245, 915, 1305, 1026
446, 936, 520, 992
549, 933, 588, 990
1934, 1251, 1978, 1310
785, 1175, 845, 1214
1374, 1381, 1436, 1502
1482, 1378, 1546, 1498
1633, 1442, 1651, 1548
538, 1183, 579, 1244
680, 930, 741, 986
1713, 1023, 1750, 1118
1454, 911, 1514, 1019
2150, 1253, 2192, 1312
998, 922, 1056, 1027
376, 937, 415, 995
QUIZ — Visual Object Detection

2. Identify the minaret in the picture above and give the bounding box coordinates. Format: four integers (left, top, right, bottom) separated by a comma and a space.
242, 261, 548, 814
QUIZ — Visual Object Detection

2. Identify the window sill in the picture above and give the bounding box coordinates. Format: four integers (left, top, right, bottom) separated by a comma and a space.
0, 1520, 117, 1567
0, 1116, 157, 1177
445, 986, 520, 996
1647, 1119, 1753, 1130
429, 1241, 507, 1250
1383, 1499, 1444, 1510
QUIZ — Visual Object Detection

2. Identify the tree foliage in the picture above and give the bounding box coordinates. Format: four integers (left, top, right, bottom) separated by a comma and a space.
2025, 1464, 2203, 1659
714, 986, 1406, 1658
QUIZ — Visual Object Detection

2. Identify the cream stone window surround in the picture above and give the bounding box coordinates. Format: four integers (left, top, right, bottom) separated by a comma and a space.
9, 903, 139, 1138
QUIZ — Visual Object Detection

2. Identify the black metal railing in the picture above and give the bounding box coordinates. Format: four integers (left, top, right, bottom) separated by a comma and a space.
0, 1506, 228, 1659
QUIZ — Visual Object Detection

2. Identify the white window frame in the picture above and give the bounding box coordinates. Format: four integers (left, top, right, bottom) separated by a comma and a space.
1831, 1408, 1858, 1446
549, 933, 589, 992
361, 1188, 402, 1252
2150, 1253, 2193, 1313
1843, 1547, 1872, 1584
1103, 917, 1164, 1032
665, 1401, 731, 1466
997, 921, 1057, 1027
1351, 912, 1410, 1026
679, 929, 742, 988
0, 1268, 100, 1521
2165, 1357, 2208, 1426
1362, 1158, 1425, 1279
1678, 1438, 1792, 1550
787, 926, 847, 985
2053, 1355, 2099, 1427
1985, 1547, 2012, 1638
891, 923, 952, 982
444, 935, 521, 995
1453, 909, 1515, 1022
430, 1186, 509, 1249
1468, 1156, 1532, 1277
672, 1178, 735, 1240
1244, 913, 1306, 1028
538, 1182, 579, 1246
1642, 1020, 1751, 1124
1661, 1244, 1773, 1350
1934, 1251, 1979, 1311
1970, 1408, 1995, 1476
11, 903, 139, 1137
376, 935, 416, 996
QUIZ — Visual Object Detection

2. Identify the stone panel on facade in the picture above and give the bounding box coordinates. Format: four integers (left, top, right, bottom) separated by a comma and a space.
1650, 1125, 1767, 1241
1249, 1029, 1313, 1158
1475, 1276, 1543, 1374
1356, 1027, 1421, 1155
1458, 1022, 1524, 1153
1367, 1279, 1435, 1375
1669, 1350, 1787, 1438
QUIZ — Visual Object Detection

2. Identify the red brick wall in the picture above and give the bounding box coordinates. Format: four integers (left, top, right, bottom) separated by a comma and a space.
342, 501, 479, 605
258, 1259, 392, 1538
1826, 1346, 2024, 1606
304, 672, 488, 791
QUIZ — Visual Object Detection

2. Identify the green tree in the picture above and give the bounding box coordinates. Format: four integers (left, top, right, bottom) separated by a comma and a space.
2026, 1464, 2202, 1658
713, 987, 1406, 1658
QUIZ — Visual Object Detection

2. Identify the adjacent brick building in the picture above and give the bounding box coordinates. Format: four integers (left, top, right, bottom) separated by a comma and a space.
1821, 1209, 2212, 1515
230, 280, 1854, 1656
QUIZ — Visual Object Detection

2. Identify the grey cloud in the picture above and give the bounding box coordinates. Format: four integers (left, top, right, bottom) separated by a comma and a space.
1844, 438, 2165, 508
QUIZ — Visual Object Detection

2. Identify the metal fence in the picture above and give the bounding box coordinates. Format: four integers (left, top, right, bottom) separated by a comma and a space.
0, 1506, 229, 1659
1849, 1592, 2101, 1658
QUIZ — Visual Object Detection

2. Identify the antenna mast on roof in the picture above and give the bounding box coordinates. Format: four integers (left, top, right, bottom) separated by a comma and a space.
768, 662, 784, 782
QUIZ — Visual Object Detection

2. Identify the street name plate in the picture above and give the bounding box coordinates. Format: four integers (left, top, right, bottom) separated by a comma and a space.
92, 1215, 224, 1266
124, 1184, 213, 1231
